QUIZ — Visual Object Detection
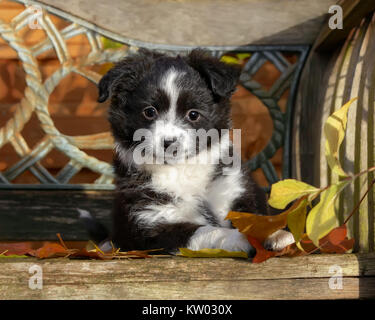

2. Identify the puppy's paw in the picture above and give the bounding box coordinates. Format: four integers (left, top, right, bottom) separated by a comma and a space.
263, 230, 295, 251
187, 226, 255, 257
221, 229, 254, 255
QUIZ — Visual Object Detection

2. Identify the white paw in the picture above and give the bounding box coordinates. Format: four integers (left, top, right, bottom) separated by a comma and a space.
220, 229, 252, 252
187, 226, 253, 253
263, 230, 295, 251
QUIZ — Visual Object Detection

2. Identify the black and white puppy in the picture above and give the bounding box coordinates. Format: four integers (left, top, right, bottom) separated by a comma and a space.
96, 49, 294, 255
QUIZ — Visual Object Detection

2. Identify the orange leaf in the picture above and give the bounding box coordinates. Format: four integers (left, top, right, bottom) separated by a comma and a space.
31, 243, 68, 259
226, 198, 305, 242
320, 238, 355, 253
248, 236, 306, 263
247, 236, 277, 263
0, 237, 161, 260
298, 233, 319, 253
226, 212, 287, 242
323, 225, 347, 245
319, 225, 354, 253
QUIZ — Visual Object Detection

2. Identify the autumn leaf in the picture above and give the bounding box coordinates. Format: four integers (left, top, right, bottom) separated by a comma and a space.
101, 37, 123, 49
296, 234, 318, 253
268, 179, 320, 210
220, 53, 251, 65
220, 55, 241, 65
230, 98, 360, 261
324, 97, 357, 177
291, 229, 354, 255
248, 226, 354, 263
319, 225, 354, 253
287, 197, 308, 243
235, 53, 251, 60
226, 211, 287, 243
30, 243, 69, 259
0, 234, 165, 260
247, 237, 277, 263
320, 238, 355, 253
306, 180, 349, 246
0, 254, 28, 258
178, 248, 248, 259
324, 224, 347, 245
247, 237, 303, 263
226, 197, 307, 243
68, 240, 163, 260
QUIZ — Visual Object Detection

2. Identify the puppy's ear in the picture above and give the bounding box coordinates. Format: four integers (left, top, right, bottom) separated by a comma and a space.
185, 49, 241, 100
97, 67, 120, 103
97, 49, 163, 103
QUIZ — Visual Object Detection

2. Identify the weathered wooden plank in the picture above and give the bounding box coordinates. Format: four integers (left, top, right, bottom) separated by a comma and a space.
1, 253, 374, 281
1, 254, 374, 299
0, 190, 113, 240
14, 0, 337, 47
3, 277, 374, 300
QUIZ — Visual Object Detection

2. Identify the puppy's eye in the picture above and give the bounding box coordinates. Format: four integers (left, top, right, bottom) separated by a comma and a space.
143, 106, 158, 120
187, 110, 200, 122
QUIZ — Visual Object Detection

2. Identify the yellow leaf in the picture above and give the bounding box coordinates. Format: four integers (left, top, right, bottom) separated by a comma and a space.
101, 37, 123, 49
268, 179, 320, 209
0, 254, 28, 258
235, 53, 251, 60
287, 197, 308, 243
306, 181, 349, 246
324, 97, 357, 177
178, 248, 248, 259
220, 55, 241, 65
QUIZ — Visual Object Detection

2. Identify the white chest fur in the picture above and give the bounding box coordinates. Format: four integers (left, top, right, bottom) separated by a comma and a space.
144, 162, 245, 227
148, 163, 215, 199
205, 168, 245, 227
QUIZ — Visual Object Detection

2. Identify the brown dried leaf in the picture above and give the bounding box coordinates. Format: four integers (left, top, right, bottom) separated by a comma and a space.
226, 198, 305, 242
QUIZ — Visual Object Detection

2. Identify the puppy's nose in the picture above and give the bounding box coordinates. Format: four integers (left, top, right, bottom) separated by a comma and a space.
164, 137, 177, 150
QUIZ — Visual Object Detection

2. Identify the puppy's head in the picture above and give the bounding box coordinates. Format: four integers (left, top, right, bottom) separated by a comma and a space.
98, 49, 241, 165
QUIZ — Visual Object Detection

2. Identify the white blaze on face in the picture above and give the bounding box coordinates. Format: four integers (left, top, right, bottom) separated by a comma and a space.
151, 68, 191, 159
161, 68, 181, 123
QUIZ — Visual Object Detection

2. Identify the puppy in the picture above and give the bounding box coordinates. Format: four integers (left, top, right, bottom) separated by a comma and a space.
95, 49, 294, 255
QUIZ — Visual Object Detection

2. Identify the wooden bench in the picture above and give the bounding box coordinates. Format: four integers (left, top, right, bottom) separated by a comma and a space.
1, 0, 375, 300
1, 254, 375, 299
